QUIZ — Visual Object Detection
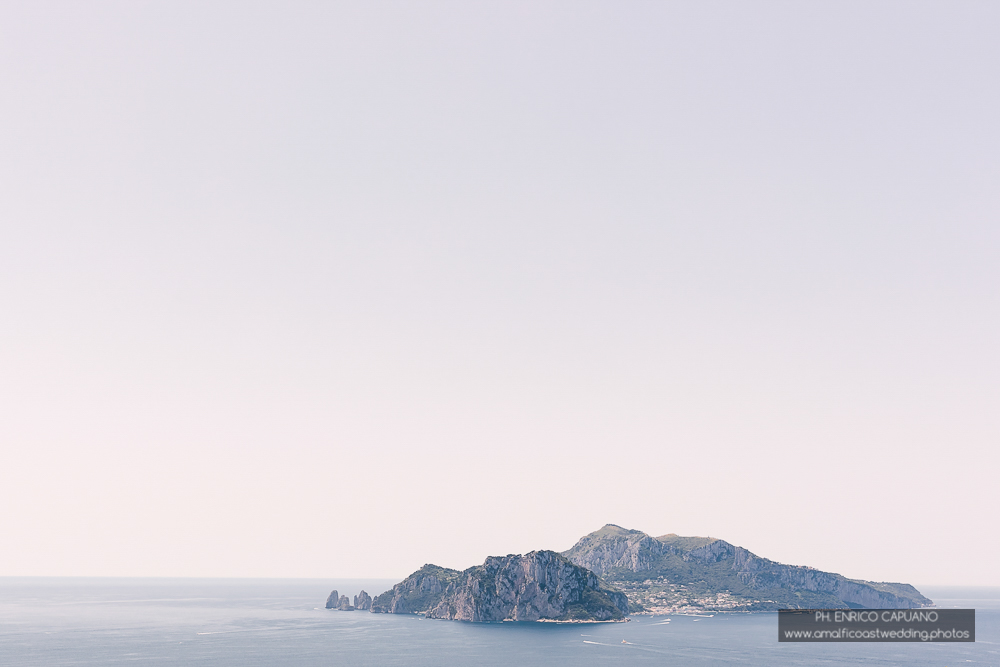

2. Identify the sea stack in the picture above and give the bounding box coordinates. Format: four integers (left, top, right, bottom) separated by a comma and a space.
325, 590, 339, 609
354, 590, 372, 611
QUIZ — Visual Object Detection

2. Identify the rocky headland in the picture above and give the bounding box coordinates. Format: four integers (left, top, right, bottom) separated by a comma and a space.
370, 551, 628, 622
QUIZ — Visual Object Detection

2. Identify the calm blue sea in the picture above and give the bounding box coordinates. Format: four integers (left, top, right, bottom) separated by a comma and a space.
1, 578, 997, 666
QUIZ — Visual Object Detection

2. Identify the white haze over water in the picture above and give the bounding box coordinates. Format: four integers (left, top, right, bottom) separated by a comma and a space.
0, 2, 998, 585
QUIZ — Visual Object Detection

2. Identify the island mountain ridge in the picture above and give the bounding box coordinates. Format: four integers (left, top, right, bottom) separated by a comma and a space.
562, 524, 930, 612
325, 524, 930, 621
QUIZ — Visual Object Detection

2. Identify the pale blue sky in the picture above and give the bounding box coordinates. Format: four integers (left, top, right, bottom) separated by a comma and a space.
1, 2, 997, 585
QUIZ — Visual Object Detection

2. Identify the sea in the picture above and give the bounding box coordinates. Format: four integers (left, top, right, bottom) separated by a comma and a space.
1, 578, 997, 666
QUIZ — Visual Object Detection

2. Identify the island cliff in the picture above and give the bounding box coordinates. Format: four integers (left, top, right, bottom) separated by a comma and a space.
372, 551, 628, 622
370, 564, 459, 614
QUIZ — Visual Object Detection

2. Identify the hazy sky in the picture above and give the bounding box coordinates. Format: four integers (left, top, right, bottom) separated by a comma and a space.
1, 2, 997, 586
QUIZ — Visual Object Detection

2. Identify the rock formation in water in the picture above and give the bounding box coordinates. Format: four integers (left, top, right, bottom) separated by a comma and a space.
326, 588, 371, 611
372, 551, 628, 622
562, 524, 932, 611
325, 589, 339, 609
354, 590, 372, 611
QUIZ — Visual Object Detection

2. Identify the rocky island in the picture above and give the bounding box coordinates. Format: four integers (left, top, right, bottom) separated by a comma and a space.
325, 524, 931, 621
